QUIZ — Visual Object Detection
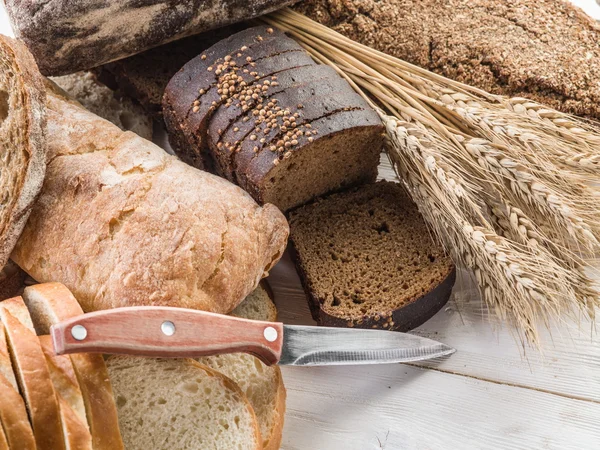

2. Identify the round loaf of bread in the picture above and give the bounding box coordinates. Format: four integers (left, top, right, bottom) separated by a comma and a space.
0, 36, 46, 269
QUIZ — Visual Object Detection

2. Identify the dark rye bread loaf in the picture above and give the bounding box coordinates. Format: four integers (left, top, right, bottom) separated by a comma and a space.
163, 26, 311, 168
215, 75, 370, 181
97, 26, 245, 118
288, 181, 456, 331
5, 0, 296, 75
241, 109, 381, 211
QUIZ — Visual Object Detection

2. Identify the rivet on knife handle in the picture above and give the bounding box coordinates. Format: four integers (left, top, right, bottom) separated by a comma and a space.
50, 306, 284, 366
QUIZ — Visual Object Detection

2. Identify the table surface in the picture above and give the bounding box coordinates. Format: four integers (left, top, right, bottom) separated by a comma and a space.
3, 2, 600, 449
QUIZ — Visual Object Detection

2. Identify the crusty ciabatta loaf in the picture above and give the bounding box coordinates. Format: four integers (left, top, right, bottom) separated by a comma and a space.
0, 36, 46, 270
289, 181, 456, 331
12, 80, 288, 315
52, 71, 153, 139
106, 356, 262, 450
0, 320, 36, 450
200, 282, 285, 450
0, 261, 26, 301
22, 282, 124, 450
0, 297, 65, 450
163, 25, 383, 211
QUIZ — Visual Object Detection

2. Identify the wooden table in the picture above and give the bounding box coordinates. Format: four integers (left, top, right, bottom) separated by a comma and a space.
2, 3, 600, 448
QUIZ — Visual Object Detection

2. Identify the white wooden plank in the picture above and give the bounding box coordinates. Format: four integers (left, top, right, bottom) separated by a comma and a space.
280, 363, 600, 450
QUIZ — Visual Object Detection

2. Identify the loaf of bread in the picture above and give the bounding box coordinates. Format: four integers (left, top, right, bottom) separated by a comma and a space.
288, 181, 456, 331
0, 36, 46, 270
4, 0, 297, 75
164, 25, 384, 210
0, 261, 26, 301
295, 0, 600, 120
52, 71, 153, 140
11, 81, 288, 315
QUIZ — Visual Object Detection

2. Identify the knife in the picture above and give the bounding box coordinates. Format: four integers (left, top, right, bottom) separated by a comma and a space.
50, 306, 455, 366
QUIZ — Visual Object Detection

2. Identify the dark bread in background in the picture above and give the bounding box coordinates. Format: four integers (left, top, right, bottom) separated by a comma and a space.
288, 181, 456, 331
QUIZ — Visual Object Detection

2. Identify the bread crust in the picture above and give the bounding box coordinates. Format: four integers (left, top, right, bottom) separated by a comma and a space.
12, 83, 288, 315
0, 371, 36, 450
5, 0, 298, 75
0, 36, 46, 269
0, 299, 65, 450
22, 282, 125, 450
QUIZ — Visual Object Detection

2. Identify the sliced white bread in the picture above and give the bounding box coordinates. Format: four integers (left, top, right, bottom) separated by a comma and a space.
201, 282, 286, 450
22, 282, 125, 450
3, 298, 91, 450
106, 356, 262, 450
0, 320, 35, 449
230, 281, 278, 322
0, 297, 65, 450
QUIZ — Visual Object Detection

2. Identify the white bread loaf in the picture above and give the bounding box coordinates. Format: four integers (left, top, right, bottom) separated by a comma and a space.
22, 282, 125, 450
0, 297, 65, 450
12, 81, 288, 314
0, 36, 46, 270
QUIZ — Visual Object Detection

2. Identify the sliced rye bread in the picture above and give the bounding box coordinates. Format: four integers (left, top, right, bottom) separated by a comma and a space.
229, 79, 372, 181
213, 72, 363, 181
106, 356, 262, 450
238, 108, 382, 212
0, 297, 66, 450
22, 282, 125, 450
206, 55, 332, 147
0, 261, 26, 301
51, 71, 153, 140
199, 282, 285, 450
96, 26, 245, 118
0, 36, 46, 270
164, 27, 311, 168
0, 320, 36, 449
288, 181, 456, 330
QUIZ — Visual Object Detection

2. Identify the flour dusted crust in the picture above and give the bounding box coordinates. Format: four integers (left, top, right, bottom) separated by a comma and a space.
5, 0, 298, 75
12, 82, 288, 314
0, 36, 45, 269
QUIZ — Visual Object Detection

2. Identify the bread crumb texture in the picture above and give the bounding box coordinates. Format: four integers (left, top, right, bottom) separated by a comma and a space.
289, 181, 454, 323
294, 0, 600, 119
107, 357, 260, 450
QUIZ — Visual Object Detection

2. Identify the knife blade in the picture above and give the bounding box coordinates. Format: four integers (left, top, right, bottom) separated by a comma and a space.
50, 306, 454, 366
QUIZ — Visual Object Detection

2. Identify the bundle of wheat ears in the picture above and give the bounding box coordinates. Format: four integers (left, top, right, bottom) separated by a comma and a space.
263, 8, 600, 345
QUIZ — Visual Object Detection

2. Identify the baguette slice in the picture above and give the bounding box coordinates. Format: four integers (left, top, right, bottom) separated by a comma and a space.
22, 282, 125, 450
0, 36, 46, 270
106, 356, 262, 450
0, 297, 65, 450
200, 282, 286, 450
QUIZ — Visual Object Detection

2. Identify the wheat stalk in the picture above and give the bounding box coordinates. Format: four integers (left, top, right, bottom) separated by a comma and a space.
263, 9, 600, 343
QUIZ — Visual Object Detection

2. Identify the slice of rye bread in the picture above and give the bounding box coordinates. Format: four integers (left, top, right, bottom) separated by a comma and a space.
22, 282, 125, 450
218, 77, 371, 182
162, 26, 291, 166
0, 297, 66, 450
199, 282, 285, 450
0, 319, 36, 450
230, 81, 372, 177
0, 261, 26, 301
240, 109, 383, 211
106, 357, 262, 450
207, 59, 337, 145
0, 36, 46, 270
288, 181, 457, 330
96, 25, 245, 118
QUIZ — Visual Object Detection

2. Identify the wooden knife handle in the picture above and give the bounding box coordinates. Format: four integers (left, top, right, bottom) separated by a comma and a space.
50, 306, 284, 365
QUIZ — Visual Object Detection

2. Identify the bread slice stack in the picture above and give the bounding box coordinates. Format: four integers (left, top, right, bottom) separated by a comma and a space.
0, 281, 287, 450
